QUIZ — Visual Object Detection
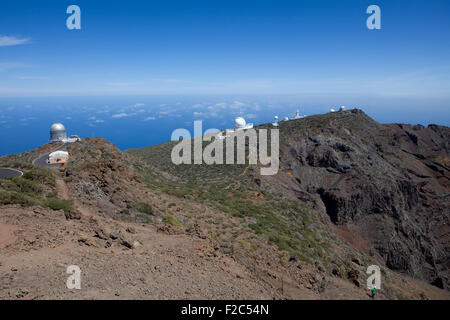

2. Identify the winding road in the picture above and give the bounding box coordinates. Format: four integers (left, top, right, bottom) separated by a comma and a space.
0, 168, 23, 179
0, 143, 70, 179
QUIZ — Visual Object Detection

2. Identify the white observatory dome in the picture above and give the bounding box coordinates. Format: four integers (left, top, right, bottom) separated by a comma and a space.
234, 117, 247, 130
50, 123, 67, 142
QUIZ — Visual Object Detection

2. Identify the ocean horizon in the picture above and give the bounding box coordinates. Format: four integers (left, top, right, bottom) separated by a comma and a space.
1, 94, 449, 157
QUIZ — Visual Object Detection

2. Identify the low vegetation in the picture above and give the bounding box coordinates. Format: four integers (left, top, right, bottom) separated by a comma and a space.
163, 214, 183, 228
44, 197, 74, 212
129, 143, 341, 268
0, 168, 73, 212
134, 202, 154, 215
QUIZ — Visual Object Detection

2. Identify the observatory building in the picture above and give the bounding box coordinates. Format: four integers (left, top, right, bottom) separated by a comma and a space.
272, 116, 279, 127
50, 123, 67, 142
49, 123, 81, 143
224, 116, 253, 135
216, 116, 254, 139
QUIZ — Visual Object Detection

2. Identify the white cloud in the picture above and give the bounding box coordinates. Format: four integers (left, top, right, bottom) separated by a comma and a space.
0, 35, 30, 47
105, 82, 142, 87
16, 75, 49, 80
230, 101, 246, 109
112, 112, 136, 118
19, 117, 36, 122
95, 119, 104, 123
96, 109, 110, 114
206, 102, 228, 111
215, 102, 228, 108
112, 113, 127, 118
144, 116, 156, 121
0, 62, 25, 72
161, 79, 185, 83
208, 111, 220, 118
126, 103, 144, 109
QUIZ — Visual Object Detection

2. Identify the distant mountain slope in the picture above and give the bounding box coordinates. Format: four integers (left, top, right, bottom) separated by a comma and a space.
128, 109, 450, 290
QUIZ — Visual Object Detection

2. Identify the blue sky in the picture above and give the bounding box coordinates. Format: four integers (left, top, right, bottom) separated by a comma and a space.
0, 0, 449, 140
1, 0, 449, 97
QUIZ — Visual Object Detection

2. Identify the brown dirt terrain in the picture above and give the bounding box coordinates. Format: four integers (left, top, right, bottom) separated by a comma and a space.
1, 203, 445, 300
0, 206, 283, 299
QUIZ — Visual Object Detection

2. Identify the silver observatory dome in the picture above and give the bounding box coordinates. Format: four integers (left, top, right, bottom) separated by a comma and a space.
50, 123, 67, 142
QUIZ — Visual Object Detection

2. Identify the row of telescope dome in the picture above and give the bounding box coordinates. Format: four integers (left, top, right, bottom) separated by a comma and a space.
234, 106, 347, 130
50, 106, 348, 142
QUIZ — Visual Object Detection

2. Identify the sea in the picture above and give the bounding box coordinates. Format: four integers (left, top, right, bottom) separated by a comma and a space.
0, 95, 449, 157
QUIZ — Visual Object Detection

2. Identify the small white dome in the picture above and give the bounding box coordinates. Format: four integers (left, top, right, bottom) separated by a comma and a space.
234, 117, 246, 129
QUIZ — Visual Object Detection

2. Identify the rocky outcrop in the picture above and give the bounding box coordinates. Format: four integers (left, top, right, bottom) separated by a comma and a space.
275, 109, 449, 289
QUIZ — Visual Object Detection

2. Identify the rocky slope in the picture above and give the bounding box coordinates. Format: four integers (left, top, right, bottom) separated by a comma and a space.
270, 110, 449, 289
129, 109, 449, 291
0, 109, 448, 300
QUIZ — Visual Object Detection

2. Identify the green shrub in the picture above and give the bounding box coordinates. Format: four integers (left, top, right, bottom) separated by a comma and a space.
0, 190, 10, 205
120, 208, 130, 215
45, 198, 74, 212
12, 177, 43, 194
134, 202, 154, 215
163, 215, 183, 228
23, 168, 55, 187
46, 191, 58, 198
0, 190, 41, 207
136, 213, 152, 223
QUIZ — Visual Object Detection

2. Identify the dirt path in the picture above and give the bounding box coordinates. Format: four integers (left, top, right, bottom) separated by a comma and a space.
55, 178, 70, 200
0, 223, 18, 248
55, 177, 94, 218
